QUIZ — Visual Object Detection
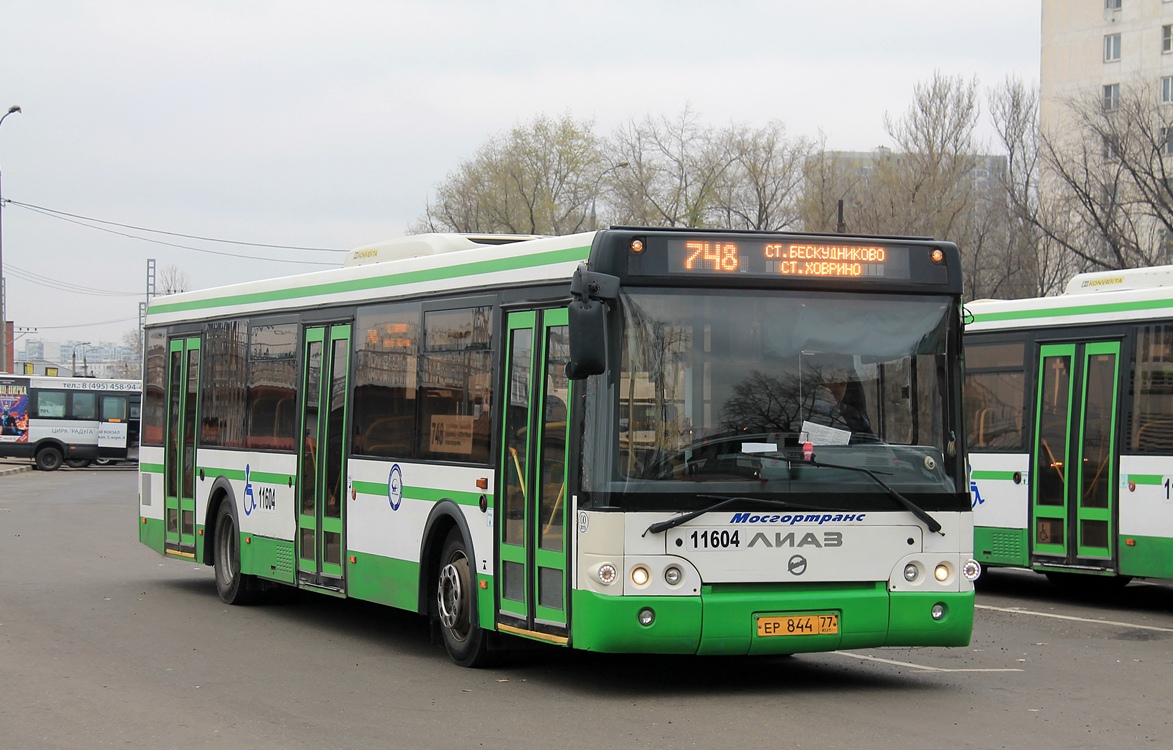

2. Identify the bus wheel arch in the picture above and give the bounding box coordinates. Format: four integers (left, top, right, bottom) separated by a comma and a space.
208, 481, 260, 605
34, 442, 65, 471
420, 502, 488, 666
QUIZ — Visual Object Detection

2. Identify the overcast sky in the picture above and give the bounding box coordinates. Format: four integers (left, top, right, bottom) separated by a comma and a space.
0, 1, 1041, 350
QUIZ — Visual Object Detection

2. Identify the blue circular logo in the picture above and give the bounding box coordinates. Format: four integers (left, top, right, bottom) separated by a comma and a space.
388, 464, 403, 510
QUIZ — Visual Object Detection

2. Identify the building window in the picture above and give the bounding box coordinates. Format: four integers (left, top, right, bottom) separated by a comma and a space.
1105, 0, 1121, 9
1103, 83, 1120, 111
1164, 25, 1173, 53
1102, 135, 1120, 159
1162, 127, 1173, 156
1104, 33, 1121, 62
1164, 76, 1173, 104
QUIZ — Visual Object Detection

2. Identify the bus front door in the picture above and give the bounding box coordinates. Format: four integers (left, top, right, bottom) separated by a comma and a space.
497, 309, 571, 644
1031, 341, 1122, 571
163, 337, 200, 558
296, 324, 352, 592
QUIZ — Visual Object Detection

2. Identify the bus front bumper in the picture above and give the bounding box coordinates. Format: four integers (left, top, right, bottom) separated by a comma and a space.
570, 583, 974, 655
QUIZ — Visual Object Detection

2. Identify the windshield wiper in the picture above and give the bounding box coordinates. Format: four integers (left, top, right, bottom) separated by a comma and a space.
791, 456, 943, 535
643, 494, 829, 536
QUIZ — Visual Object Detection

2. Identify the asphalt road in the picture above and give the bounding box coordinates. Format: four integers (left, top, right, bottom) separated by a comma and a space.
1, 465, 1171, 749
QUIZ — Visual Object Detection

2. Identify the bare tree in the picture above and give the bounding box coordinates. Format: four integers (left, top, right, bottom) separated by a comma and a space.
796, 136, 864, 233
989, 76, 1076, 297
1036, 79, 1173, 271
118, 327, 143, 379
605, 106, 734, 228
872, 73, 982, 239
711, 121, 813, 231
414, 114, 604, 235
157, 265, 191, 296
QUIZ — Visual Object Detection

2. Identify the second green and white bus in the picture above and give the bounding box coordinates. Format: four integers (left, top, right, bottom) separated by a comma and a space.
139, 227, 978, 665
966, 266, 1173, 587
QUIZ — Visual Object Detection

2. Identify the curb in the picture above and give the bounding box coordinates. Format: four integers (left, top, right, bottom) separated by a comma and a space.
0, 465, 34, 477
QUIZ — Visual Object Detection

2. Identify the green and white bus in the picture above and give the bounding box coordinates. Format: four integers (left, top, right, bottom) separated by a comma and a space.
966, 266, 1173, 587
139, 227, 978, 666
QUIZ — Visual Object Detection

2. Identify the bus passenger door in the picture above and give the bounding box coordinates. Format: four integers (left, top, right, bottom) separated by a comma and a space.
296, 324, 352, 591
1031, 341, 1121, 568
163, 337, 200, 558
497, 309, 572, 643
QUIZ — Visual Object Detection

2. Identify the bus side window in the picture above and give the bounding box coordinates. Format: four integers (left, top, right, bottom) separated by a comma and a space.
72, 392, 97, 420
102, 395, 127, 421
36, 391, 67, 418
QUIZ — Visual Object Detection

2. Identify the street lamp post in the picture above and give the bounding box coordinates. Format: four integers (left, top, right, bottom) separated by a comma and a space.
72, 341, 90, 378
0, 104, 22, 375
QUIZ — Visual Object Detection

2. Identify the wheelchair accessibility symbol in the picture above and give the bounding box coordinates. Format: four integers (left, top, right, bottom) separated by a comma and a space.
969, 480, 984, 509
244, 464, 256, 516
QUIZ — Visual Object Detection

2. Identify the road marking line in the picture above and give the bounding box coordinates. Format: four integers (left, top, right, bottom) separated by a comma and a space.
834, 651, 1023, 672
976, 604, 1173, 633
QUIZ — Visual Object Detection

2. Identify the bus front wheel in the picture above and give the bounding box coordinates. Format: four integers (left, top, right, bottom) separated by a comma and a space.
436, 529, 489, 667
35, 446, 63, 471
213, 501, 260, 605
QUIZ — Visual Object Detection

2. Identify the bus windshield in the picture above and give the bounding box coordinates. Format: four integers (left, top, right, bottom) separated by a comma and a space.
585, 289, 961, 510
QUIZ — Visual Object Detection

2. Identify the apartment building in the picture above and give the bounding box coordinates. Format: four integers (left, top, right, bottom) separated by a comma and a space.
1041, 0, 1173, 128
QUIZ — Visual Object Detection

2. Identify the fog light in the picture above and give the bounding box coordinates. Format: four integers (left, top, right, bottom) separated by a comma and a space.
664, 565, 683, 586
934, 563, 950, 582
931, 603, 947, 620
631, 565, 650, 586
963, 559, 982, 581
904, 563, 919, 582
597, 563, 617, 585
637, 607, 655, 626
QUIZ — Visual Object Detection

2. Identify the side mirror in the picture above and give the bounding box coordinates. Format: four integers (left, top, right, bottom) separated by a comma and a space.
566, 298, 606, 379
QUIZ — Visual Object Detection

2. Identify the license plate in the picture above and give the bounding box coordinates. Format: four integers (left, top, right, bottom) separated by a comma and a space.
756, 613, 839, 637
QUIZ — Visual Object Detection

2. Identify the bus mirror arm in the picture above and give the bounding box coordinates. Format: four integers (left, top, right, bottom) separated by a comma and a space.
566, 265, 620, 380
569, 263, 620, 301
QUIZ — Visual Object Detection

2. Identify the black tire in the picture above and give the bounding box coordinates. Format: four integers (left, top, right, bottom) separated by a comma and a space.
213, 501, 260, 605
436, 529, 489, 667
35, 446, 64, 472
66, 459, 92, 469
95, 458, 115, 466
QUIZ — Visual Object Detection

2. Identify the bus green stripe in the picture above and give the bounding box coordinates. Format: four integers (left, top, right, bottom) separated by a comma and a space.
971, 296, 1173, 324
352, 480, 387, 496
198, 466, 294, 485
148, 245, 591, 316
1127, 474, 1163, 485
970, 470, 1017, 481
141, 462, 164, 474
352, 481, 482, 506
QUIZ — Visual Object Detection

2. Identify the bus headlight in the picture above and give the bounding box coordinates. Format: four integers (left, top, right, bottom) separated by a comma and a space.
637, 607, 655, 626
931, 603, 947, 620
596, 563, 618, 585
903, 563, 920, 582
630, 565, 650, 586
934, 563, 951, 582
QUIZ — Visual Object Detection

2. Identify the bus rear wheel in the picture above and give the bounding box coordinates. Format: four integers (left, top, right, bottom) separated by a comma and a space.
35, 446, 63, 471
436, 529, 489, 667
213, 501, 260, 605
66, 459, 92, 468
